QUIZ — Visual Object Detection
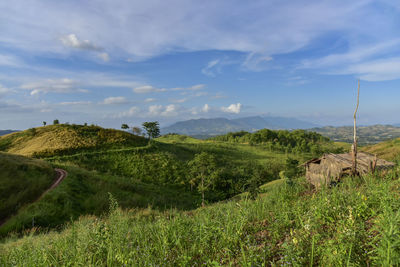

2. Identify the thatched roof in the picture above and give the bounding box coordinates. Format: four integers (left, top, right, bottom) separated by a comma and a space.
303, 152, 395, 174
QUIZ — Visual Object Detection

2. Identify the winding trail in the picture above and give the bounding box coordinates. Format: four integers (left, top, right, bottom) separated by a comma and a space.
0, 168, 68, 228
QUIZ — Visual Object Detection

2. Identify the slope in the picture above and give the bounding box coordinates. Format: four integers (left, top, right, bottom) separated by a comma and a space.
2, 169, 400, 265
362, 137, 400, 161
0, 152, 54, 223
0, 124, 148, 157
0, 163, 199, 236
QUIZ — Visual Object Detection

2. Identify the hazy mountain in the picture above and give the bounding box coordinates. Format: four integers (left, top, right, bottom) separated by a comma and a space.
0, 130, 18, 136
161, 116, 319, 136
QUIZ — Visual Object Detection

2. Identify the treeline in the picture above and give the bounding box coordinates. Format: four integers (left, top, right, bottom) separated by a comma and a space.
209, 129, 339, 155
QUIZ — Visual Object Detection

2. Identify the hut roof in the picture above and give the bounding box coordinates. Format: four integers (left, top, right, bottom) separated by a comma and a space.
303, 152, 395, 173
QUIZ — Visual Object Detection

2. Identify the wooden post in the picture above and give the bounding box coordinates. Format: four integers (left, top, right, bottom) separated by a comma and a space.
351, 80, 360, 176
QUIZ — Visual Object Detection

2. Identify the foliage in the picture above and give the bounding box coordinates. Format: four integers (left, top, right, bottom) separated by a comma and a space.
4, 170, 400, 265
188, 152, 218, 206
53, 119, 59, 125
0, 152, 53, 222
210, 129, 342, 156
142, 121, 160, 139
132, 126, 142, 136
284, 157, 300, 186
121, 124, 129, 130
0, 163, 199, 236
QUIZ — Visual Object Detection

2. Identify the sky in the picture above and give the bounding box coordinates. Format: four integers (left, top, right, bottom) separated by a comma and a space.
1, 0, 400, 130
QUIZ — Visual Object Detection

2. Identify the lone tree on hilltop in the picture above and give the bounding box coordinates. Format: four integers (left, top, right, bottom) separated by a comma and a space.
121, 123, 129, 130
43, 121, 46, 126
132, 126, 142, 136
188, 152, 218, 207
53, 119, 59, 125
142, 121, 160, 139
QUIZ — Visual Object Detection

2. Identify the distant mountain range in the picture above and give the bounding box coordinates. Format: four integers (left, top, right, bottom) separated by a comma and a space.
161, 117, 400, 144
0, 130, 18, 136
161, 116, 319, 136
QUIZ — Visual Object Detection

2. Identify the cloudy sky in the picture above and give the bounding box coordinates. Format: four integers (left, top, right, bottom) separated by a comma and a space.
1, 0, 400, 129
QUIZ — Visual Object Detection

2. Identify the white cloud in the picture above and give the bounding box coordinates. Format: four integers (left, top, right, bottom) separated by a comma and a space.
171, 84, 206, 91
242, 53, 273, 71
0, 1, 375, 66
115, 106, 140, 118
60, 34, 102, 51
20, 78, 88, 95
0, 54, 23, 67
346, 57, 400, 81
202, 59, 220, 77
202, 104, 210, 113
148, 104, 178, 116
171, 98, 187, 103
144, 98, 156, 103
101, 96, 128, 105
148, 105, 163, 116
0, 84, 11, 97
60, 101, 92, 105
221, 103, 242, 114
133, 85, 166, 94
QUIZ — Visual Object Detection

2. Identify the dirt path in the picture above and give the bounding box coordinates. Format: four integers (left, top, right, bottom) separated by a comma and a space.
0, 168, 68, 228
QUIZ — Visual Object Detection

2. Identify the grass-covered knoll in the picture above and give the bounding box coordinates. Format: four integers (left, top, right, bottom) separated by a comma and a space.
363, 137, 400, 161
0, 152, 54, 223
0, 162, 198, 237
3, 169, 400, 265
0, 124, 148, 157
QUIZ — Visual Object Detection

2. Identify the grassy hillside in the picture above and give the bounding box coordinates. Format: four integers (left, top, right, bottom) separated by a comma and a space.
0, 163, 199, 236
0, 152, 54, 223
362, 138, 400, 161
2, 169, 400, 265
0, 124, 148, 157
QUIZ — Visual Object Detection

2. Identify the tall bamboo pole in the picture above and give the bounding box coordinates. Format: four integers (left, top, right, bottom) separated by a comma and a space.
351, 80, 360, 176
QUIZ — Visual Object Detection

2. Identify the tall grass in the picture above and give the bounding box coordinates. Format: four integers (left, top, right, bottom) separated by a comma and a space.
0, 152, 53, 221
2, 168, 400, 265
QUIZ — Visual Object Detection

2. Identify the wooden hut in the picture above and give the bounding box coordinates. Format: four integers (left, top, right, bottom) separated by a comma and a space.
303, 152, 395, 188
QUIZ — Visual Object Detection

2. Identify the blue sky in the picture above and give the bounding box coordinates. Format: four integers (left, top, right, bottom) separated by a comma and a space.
1, 0, 400, 129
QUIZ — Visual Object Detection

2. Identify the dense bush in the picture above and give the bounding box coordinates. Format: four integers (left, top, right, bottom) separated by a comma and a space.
209, 129, 341, 155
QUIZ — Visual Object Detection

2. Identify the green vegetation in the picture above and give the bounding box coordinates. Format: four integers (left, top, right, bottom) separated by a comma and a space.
210, 129, 343, 155
363, 137, 400, 161
3, 170, 400, 265
0, 153, 54, 223
0, 163, 198, 236
142, 121, 160, 139
0, 124, 148, 157
5, 123, 394, 265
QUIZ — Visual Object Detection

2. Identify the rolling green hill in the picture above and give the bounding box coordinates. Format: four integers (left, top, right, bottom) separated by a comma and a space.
0, 152, 54, 223
0, 124, 148, 157
0, 163, 199, 236
362, 137, 400, 161
2, 169, 400, 265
